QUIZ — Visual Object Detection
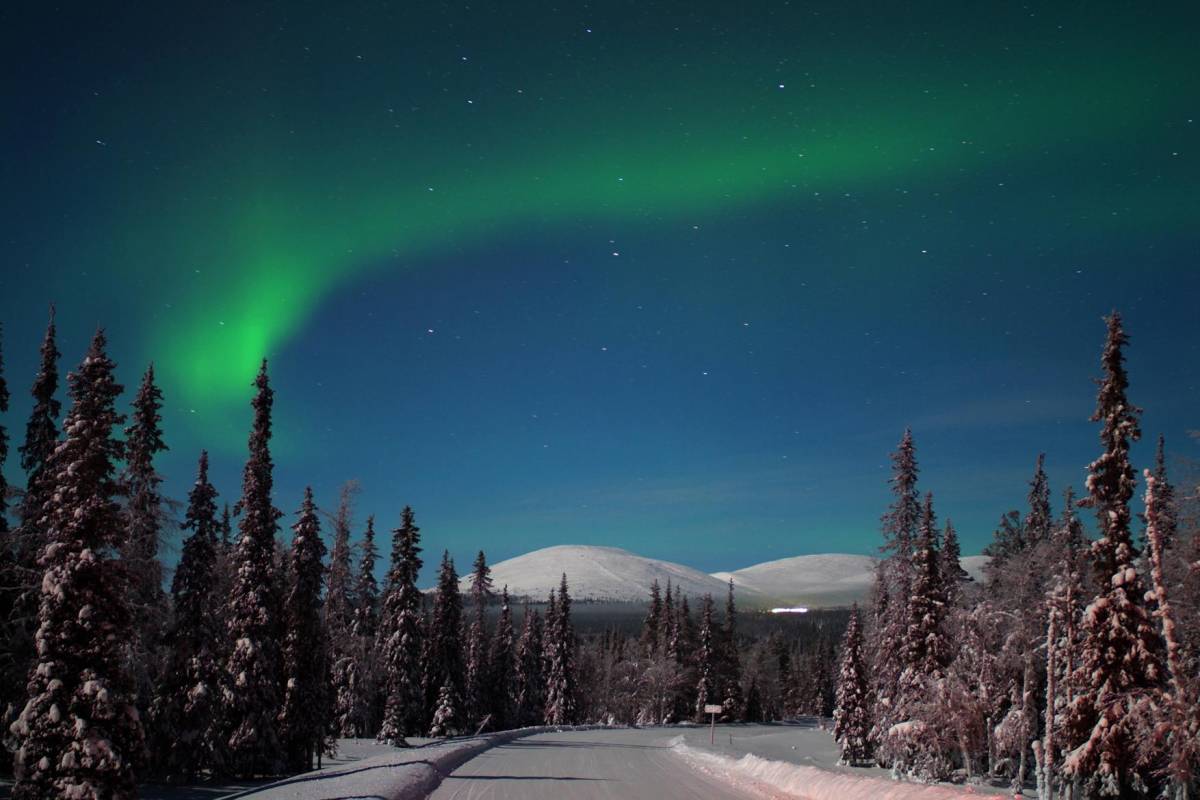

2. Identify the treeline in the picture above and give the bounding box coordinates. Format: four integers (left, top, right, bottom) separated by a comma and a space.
831, 313, 1200, 799
0, 311, 838, 799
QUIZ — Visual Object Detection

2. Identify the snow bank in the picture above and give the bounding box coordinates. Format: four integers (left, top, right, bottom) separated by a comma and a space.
228, 727, 592, 799
671, 738, 990, 800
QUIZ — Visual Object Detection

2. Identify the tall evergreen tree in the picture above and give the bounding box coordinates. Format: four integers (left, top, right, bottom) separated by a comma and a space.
868, 429, 921, 761
325, 482, 357, 738
11, 330, 145, 800
0, 322, 10, 539
5, 310, 62, 729
720, 578, 743, 720
122, 364, 168, 710
423, 551, 464, 735
1062, 313, 1164, 796
513, 601, 545, 726
463, 550, 493, 730
279, 488, 329, 773
340, 514, 379, 738
377, 507, 424, 744
152, 451, 226, 781
17, 307, 61, 564
833, 605, 873, 765
693, 594, 720, 721
1141, 435, 1177, 554
940, 519, 969, 606
543, 573, 578, 725
486, 586, 515, 729
1024, 453, 1052, 549
0, 324, 15, 734
223, 360, 285, 777
640, 579, 663, 657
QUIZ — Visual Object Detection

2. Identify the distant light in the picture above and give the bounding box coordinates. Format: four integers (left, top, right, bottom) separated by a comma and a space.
770, 607, 809, 614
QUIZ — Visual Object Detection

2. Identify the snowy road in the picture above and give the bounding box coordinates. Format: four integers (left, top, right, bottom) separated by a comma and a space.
428, 727, 767, 800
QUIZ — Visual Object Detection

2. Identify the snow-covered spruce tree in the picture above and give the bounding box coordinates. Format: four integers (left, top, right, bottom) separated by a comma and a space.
376, 507, 424, 744
0, 323, 14, 727
325, 482, 358, 738
544, 573, 579, 725
939, 519, 969, 607
1142, 470, 1199, 797
486, 586, 515, 729
868, 428, 921, 762
428, 683, 457, 738
346, 515, 379, 737
720, 578, 743, 720
640, 579, 663, 657
11, 329, 146, 800
1142, 435, 1177, 555
16, 307, 61, 571
834, 605, 873, 765
463, 550, 493, 731
279, 488, 330, 773
151, 451, 227, 781
694, 594, 720, 721
885, 491, 952, 780
423, 551, 464, 736
513, 601, 545, 726
122, 364, 168, 712
223, 360, 285, 778
1062, 312, 1165, 797
1041, 488, 1088, 798
4, 311, 62, 731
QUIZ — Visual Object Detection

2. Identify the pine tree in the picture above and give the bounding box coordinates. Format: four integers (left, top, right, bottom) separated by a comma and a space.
543, 573, 578, 725
694, 594, 720, 721
428, 684, 457, 738
0, 323, 16, 732
17, 307, 61, 568
939, 519, 969, 607
377, 507, 424, 744
5, 311, 61, 726
223, 360, 285, 777
486, 586, 515, 729
326, 482, 358, 738
423, 551, 464, 736
720, 579, 743, 720
640, 579, 663, 657
152, 451, 226, 781
349, 515, 379, 734
513, 601, 545, 726
1062, 312, 1165, 797
1025, 453, 1052, 549
11, 330, 145, 800
1141, 469, 1199, 795
886, 491, 951, 779
122, 364, 168, 712
833, 605, 873, 765
463, 550, 493, 730
868, 429, 921, 762
279, 488, 329, 773
1141, 435, 1177, 554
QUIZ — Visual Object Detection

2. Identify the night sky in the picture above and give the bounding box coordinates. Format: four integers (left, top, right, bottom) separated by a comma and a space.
1, 1, 1197, 577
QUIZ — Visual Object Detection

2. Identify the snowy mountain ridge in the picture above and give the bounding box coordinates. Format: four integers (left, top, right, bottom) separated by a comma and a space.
458, 544, 990, 608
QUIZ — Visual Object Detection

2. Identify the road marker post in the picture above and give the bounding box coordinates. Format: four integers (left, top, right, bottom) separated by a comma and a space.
704, 704, 722, 745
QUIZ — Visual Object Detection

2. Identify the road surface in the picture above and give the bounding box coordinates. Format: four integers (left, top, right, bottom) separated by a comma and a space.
429, 727, 765, 800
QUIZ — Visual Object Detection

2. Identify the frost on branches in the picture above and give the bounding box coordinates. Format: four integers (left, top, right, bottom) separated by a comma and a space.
376, 507, 425, 744
222, 361, 285, 778
1062, 313, 1164, 797
11, 331, 145, 800
833, 605, 873, 766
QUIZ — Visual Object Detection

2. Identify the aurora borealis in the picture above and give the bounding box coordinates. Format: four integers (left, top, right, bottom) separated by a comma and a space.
1, 1, 1197, 573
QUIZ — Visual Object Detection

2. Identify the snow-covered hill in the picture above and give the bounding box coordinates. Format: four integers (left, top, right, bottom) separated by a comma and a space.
713, 553, 879, 608
465, 545, 743, 603
456, 544, 991, 608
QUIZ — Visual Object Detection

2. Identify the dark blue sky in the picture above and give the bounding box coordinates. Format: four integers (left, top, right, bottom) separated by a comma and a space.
1, 1, 1197, 577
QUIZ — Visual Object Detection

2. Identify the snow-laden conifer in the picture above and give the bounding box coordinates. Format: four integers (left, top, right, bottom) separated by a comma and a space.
11, 330, 145, 800
513, 600, 545, 726
377, 507, 424, 744
223, 360, 285, 777
151, 451, 226, 781
833, 605, 873, 765
543, 573, 578, 725
423, 551, 464, 736
463, 550, 492, 730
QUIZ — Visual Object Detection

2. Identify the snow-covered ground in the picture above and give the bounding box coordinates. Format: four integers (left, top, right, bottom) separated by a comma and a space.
714, 554, 879, 608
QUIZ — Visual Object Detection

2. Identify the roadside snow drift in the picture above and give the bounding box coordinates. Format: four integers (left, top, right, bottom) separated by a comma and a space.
672, 738, 988, 800
229, 727, 565, 799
